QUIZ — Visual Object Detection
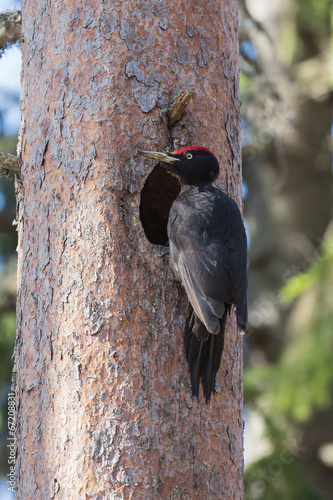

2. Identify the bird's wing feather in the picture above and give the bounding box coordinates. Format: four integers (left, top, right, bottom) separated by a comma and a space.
168, 187, 247, 334
171, 243, 224, 334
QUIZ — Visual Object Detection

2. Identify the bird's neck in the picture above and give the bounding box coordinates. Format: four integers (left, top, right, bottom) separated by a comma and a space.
180, 182, 213, 192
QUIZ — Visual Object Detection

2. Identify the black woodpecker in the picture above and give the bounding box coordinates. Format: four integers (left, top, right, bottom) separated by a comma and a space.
138, 146, 247, 402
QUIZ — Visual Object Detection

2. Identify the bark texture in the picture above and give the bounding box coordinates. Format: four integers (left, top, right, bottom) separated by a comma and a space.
15, 0, 243, 498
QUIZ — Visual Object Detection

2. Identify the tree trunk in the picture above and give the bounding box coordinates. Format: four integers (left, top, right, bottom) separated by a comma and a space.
14, 1, 244, 498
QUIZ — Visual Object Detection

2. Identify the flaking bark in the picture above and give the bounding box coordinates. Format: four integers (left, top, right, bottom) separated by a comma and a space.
14, 0, 244, 498
167, 90, 194, 127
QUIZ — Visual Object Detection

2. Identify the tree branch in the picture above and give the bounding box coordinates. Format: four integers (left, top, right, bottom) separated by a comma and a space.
167, 90, 193, 126
0, 10, 21, 50
0, 150, 21, 177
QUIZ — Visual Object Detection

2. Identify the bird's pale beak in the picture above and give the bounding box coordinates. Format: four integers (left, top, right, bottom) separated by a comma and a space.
138, 150, 180, 165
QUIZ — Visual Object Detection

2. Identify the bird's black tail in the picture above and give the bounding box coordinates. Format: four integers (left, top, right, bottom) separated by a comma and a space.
183, 303, 230, 402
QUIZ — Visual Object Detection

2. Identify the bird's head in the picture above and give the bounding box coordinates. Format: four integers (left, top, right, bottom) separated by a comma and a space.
138, 146, 219, 185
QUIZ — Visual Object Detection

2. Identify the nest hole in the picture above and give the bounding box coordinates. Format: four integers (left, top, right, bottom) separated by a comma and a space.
140, 164, 181, 245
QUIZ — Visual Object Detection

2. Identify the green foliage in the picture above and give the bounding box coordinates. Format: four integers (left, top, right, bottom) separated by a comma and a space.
0, 313, 15, 393
242, 0, 332, 497
245, 416, 324, 500
281, 237, 333, 302
246, 236, 333, 419
297, 0, 331, 39
0, 135, 17, 476
245, 450, 325, 500
0, 312, 15, 429
282, 0, 332, 61
0, 136, 17, 262
245, 235, 333, 499
278, 236, 333, 421
240, 73, 253, 97
0, 311, 16, 475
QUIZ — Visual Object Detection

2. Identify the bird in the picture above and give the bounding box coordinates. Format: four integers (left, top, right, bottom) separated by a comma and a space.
138, 146, 247, 402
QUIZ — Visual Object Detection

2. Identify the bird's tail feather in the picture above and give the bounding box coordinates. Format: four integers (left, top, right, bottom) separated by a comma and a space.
183, 303, 230, 402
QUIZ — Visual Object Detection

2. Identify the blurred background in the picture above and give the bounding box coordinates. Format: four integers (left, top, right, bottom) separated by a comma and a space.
0, 0, 21, 498
240, 0, 333, 498
0, 0, 332, 498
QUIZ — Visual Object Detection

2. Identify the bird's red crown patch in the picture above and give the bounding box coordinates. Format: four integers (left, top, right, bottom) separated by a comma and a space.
172, 146, 218, 163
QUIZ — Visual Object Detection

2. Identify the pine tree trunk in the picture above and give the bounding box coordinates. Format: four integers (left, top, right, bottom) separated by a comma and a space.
14, 0, 244, 498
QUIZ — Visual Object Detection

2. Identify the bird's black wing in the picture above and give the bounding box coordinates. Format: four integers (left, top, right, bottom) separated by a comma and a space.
168, 186, 247, 336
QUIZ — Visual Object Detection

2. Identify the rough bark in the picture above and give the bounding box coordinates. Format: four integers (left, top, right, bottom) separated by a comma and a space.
14, 0, 243, 498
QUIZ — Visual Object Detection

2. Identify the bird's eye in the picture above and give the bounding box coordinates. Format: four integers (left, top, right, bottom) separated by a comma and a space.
185, 152, 193, 159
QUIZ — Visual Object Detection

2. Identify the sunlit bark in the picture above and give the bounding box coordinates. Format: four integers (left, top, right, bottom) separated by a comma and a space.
14, 0, 244, 497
